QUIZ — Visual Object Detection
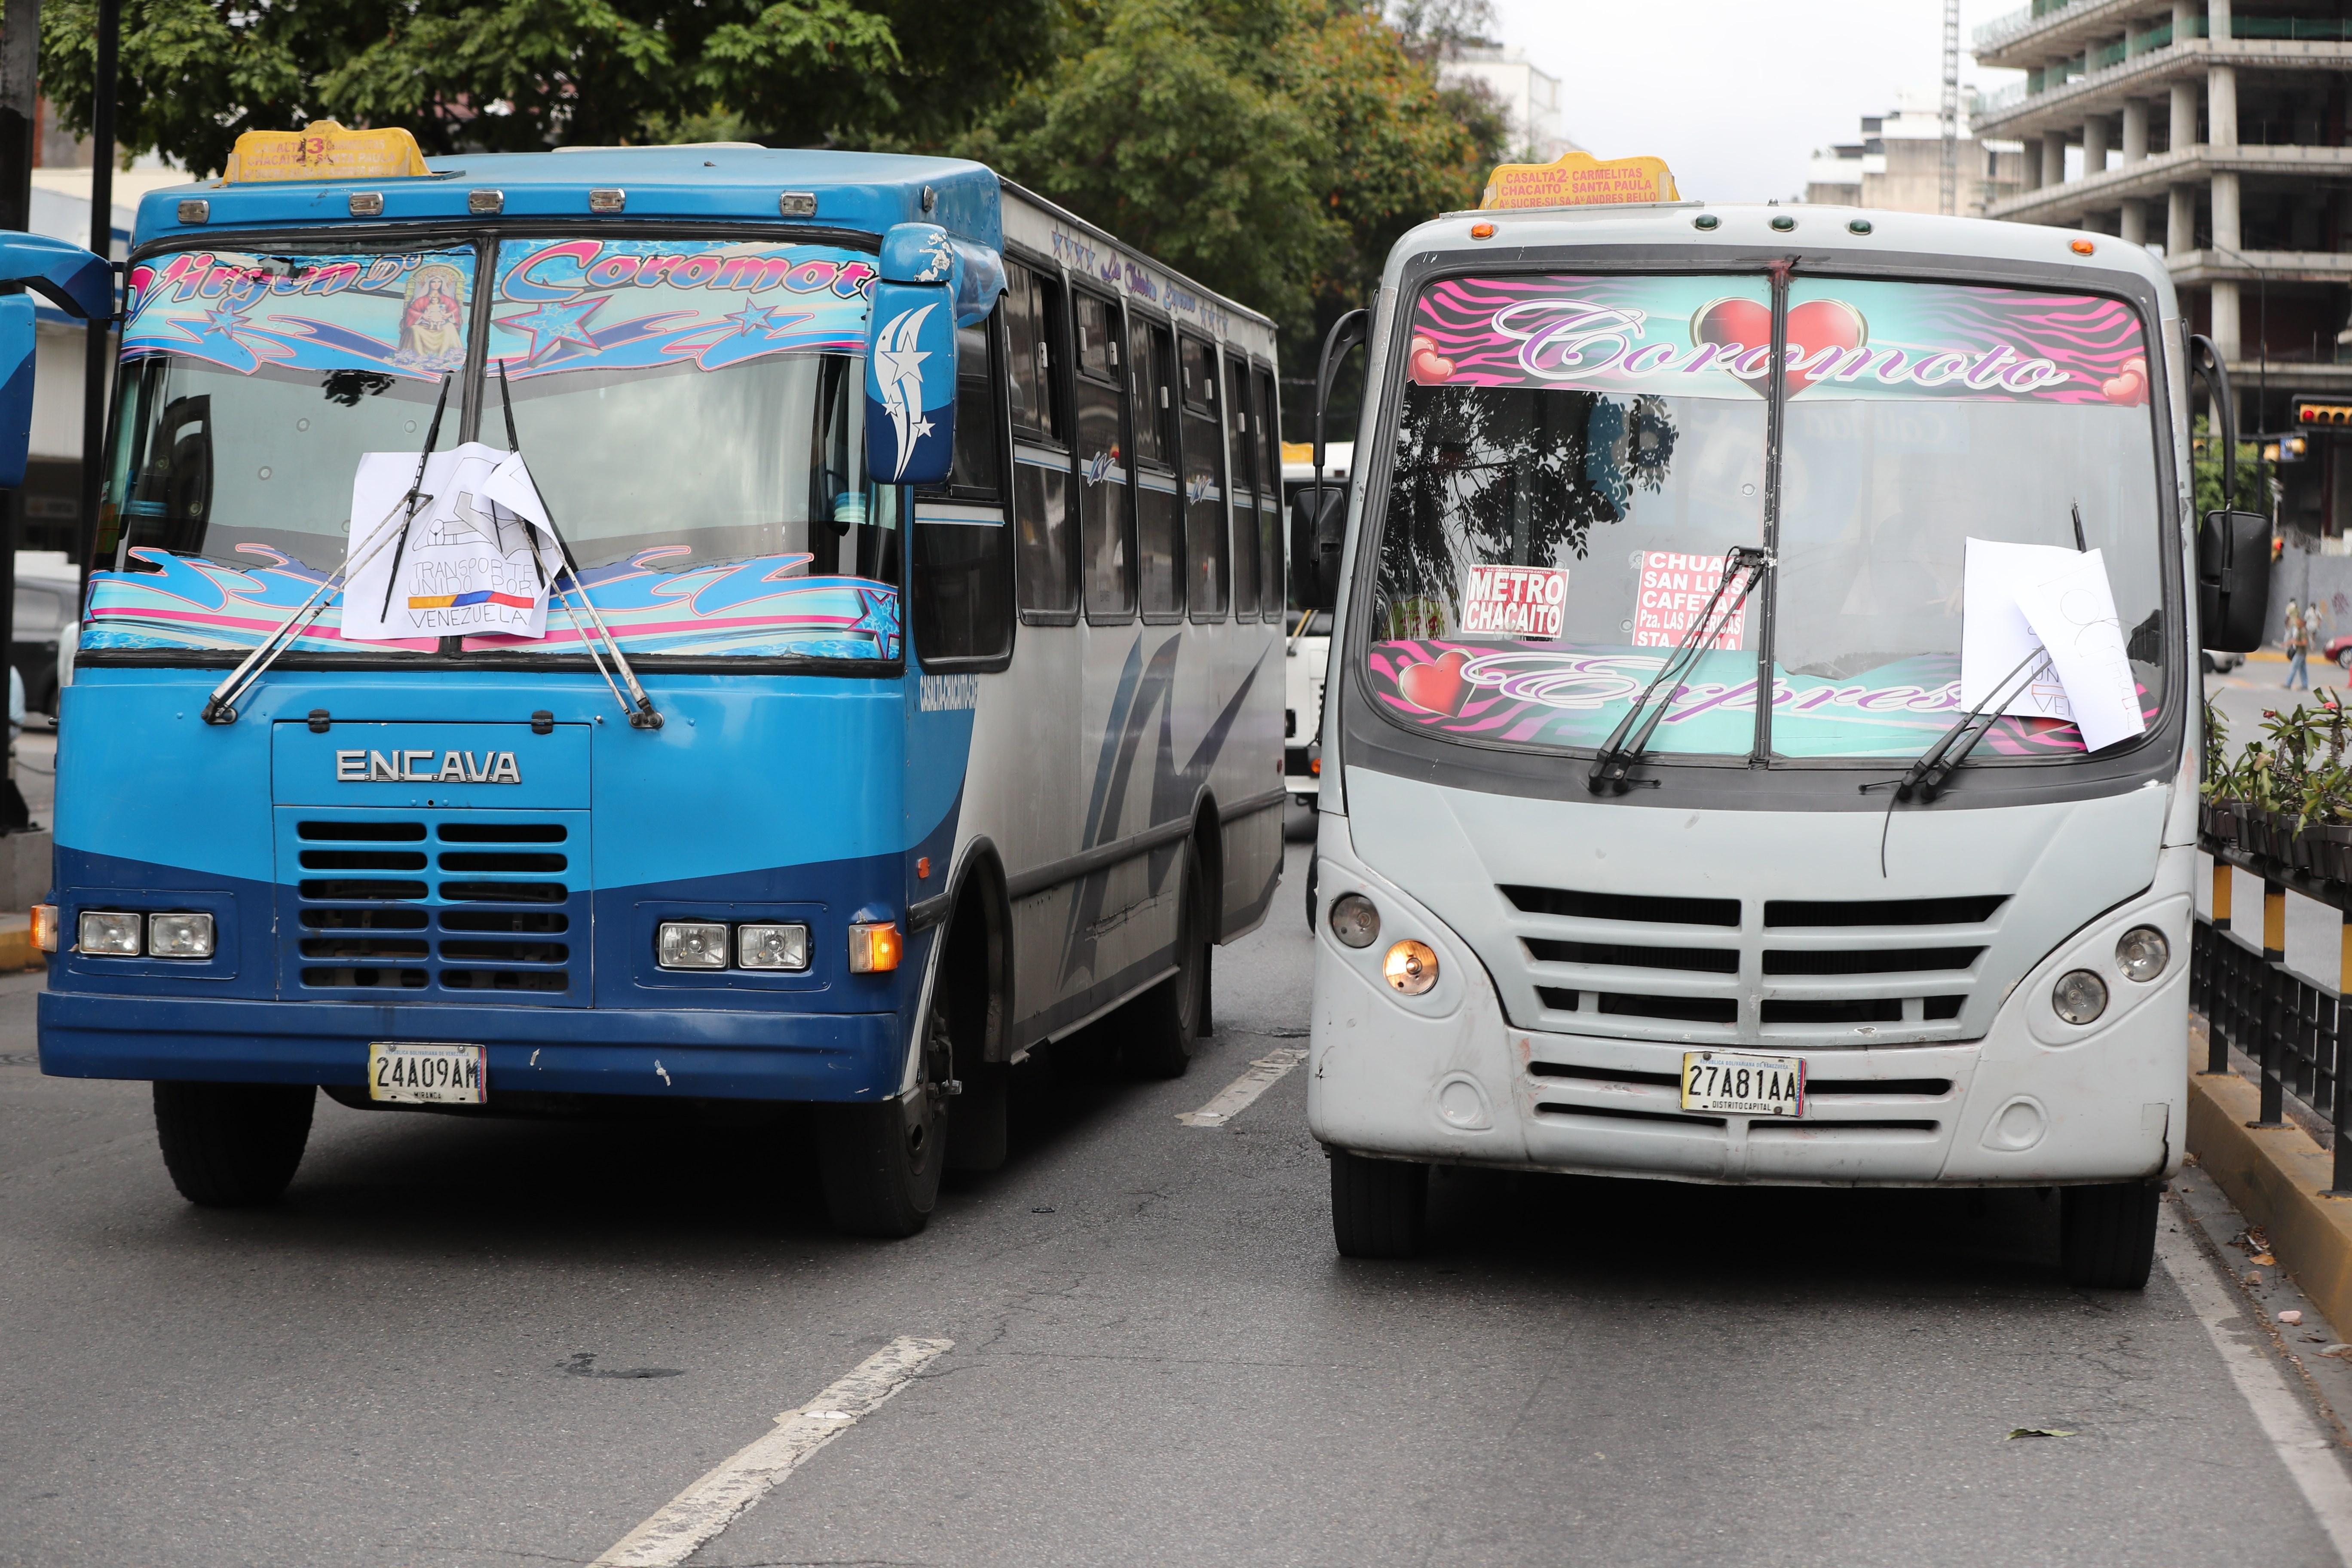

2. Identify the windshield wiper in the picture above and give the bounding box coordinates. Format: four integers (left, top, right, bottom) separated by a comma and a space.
495, 358, 664, 730
1890, 645, 2049, 805
202, 374, 454, 725
1588, 545, 1769, 796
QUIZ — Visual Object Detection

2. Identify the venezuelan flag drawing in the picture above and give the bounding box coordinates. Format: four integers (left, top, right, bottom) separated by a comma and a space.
408, 590, 539, 610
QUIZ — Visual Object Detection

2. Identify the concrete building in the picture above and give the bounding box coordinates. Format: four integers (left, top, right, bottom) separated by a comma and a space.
1441, 45, 1579, 165
1972, 0, 2352, 539
1806, 92, 2027, 215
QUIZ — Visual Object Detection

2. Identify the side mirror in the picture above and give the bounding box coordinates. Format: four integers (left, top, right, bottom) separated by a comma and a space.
1290, 484, 1345, 611
2198, 507, 2272, 653
864, 223, 961, 486
0, 294, 33, 490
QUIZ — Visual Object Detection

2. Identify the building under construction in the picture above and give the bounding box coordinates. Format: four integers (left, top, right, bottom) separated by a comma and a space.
1971, 0, 2352, 539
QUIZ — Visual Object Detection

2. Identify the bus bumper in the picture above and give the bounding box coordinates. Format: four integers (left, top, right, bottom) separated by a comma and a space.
37, 991, 906, 1103
1305, 842, 2189, 1188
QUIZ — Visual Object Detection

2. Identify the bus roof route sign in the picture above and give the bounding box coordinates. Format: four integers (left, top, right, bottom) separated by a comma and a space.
1480, 152, 1679, 212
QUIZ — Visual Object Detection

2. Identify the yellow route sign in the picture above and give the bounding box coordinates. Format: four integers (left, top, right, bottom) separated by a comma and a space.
225, 121, 430, 183
1480, 152, 1679, 211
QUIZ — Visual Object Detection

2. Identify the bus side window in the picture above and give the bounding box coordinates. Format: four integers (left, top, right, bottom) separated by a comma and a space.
1075, 290, 1134, 619
1177, 333, 1227, 620
1253, 365, 1282, 622
1131, 317, 1183, 620
1224, 351, 1257, 618
1008, 263, 1075, 619
912, 310, 1014, 666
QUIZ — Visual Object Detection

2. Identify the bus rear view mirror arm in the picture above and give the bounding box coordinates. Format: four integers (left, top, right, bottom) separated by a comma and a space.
1297, 308, 1369, 614
0, 232, 113, 490
2188, 332, 2271, 654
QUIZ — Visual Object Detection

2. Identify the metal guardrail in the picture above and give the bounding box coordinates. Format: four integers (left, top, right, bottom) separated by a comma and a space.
2192, 834, 2352, 1191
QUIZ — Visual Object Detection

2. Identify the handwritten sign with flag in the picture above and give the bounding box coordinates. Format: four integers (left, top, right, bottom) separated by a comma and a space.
341, 442, 561, 644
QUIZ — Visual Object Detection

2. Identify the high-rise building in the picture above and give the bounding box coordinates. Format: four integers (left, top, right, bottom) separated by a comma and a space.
1971, 0, 2352, 536
1440, 45, 1579, 165
1806, 91, 2027, 214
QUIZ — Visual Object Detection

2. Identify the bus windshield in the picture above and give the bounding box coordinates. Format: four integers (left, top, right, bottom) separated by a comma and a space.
1363, 272, 2167, 762
92, 236, 902, 660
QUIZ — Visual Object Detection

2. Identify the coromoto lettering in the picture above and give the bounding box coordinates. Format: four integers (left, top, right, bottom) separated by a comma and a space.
337, 748, 523, 783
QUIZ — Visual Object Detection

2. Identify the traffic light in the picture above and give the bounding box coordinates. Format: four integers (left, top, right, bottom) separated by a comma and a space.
2294, 398, 2352, 427
2266, 435, 2308, 463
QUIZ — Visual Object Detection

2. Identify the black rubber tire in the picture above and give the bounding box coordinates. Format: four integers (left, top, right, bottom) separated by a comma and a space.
152, 1081, 315, 1207
1329, 1148, 1428, 1259
2059, 1182, 2159, 1289
818, 1091, 944, 1238
1120, 841, 1207, 1080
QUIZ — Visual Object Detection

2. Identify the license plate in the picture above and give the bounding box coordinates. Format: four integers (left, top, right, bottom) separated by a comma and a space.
368, 1041, 486, 1105
1681, 1051, 1802, 1117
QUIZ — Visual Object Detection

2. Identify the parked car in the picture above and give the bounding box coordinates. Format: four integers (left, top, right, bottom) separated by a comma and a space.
2204, 649, 2245, 674
2326, 634, 2352, 673
12, 551, 79, 717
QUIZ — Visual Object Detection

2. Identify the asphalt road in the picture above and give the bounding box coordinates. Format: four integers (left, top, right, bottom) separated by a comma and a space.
6, 841, 2351, 1568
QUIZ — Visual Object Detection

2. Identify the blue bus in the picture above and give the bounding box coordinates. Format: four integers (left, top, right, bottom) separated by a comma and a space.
25, 141, 1289, 1236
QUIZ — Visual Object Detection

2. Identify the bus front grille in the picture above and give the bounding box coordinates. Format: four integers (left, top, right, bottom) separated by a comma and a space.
1502, 883, 2009, 1045
279, 814, 589, 1005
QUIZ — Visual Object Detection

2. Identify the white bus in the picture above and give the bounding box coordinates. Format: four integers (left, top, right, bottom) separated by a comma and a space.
1297, 195, 2268, 1282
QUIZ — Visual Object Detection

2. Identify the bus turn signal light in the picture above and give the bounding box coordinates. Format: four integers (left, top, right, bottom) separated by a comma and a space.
849, 921, 902, 973
30, 903, 55, 953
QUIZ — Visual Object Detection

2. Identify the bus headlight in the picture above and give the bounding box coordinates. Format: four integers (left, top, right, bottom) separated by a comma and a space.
1384, 940, 1439, 995
1329, 893, 1380, 948
148, 913, 215, 959
2052, 968, 2109, 1025
738, 923, 811, 971
78, 911, 141, 955
2115, 925, 2170, 983
656, 921, 729, 969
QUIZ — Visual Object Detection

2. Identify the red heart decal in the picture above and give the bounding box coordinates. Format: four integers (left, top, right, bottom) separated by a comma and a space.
1690, 297, 1868, 395
1396, 649, 1472, 716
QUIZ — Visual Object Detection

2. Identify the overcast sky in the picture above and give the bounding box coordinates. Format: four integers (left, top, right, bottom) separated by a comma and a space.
1487, 0, 2030, 203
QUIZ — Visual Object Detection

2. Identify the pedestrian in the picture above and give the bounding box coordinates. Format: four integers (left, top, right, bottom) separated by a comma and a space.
2287, 598, 2311, 689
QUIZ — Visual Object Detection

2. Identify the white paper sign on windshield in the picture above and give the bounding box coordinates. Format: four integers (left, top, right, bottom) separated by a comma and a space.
1960, 538, 2147, 751
341, 442, 560, 645
1461, 563, 1567, 638
1961, 539, 2075, 724
2010, 550, 2146, 752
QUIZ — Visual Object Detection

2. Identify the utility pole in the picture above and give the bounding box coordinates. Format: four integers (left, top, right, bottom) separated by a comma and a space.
0, 0, 34, 830
76, 0, 111, 595
1940, 0, 1961, 216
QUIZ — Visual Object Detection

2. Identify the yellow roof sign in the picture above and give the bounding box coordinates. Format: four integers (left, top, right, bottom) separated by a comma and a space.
1481, 152, 1679, 211
225, 121, 430, 183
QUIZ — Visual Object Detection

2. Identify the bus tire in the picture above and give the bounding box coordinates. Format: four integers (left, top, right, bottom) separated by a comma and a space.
1122, 840, 1208, 1080
1329, 1149, 1427, 1259
152, 1081, 315, 1207
817, 1091, 944, 1239
2058, 1181, 2159, 1289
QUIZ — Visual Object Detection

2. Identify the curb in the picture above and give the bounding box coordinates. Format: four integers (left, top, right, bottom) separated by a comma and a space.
2187, 1069, 2352, 1336
0, 914, 40, 973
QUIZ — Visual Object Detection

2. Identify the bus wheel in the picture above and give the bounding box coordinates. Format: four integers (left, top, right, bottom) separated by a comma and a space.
152, 1081, 315, 1207
1329, 1148, 1427, 1259
2058, 1182, 2159, 1289
1122, 840, 1208, 1079
818, 1089, 944, 1238
940, 986, 1009, 1175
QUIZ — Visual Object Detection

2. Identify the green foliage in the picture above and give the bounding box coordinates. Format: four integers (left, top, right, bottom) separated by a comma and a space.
954, 0, 1505, 327
2191, 413, 2267, 522
2205, 698, 2352, 829
38, 0, 1056, 177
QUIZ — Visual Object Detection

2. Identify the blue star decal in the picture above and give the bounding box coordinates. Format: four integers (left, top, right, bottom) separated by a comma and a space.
726, 300, 784, 338
496, 296, 610, 364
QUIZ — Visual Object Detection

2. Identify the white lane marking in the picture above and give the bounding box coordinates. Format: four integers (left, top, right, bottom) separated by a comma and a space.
590, 1335, 952, 1568
2159, 1219, 2352, 1562
1179, 1048, 1307, 1127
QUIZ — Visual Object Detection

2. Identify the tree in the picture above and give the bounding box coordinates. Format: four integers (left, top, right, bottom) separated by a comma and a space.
37, 0, 1055, 177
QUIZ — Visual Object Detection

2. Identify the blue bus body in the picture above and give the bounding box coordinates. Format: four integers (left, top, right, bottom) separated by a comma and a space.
34, 147, 1287, 1220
